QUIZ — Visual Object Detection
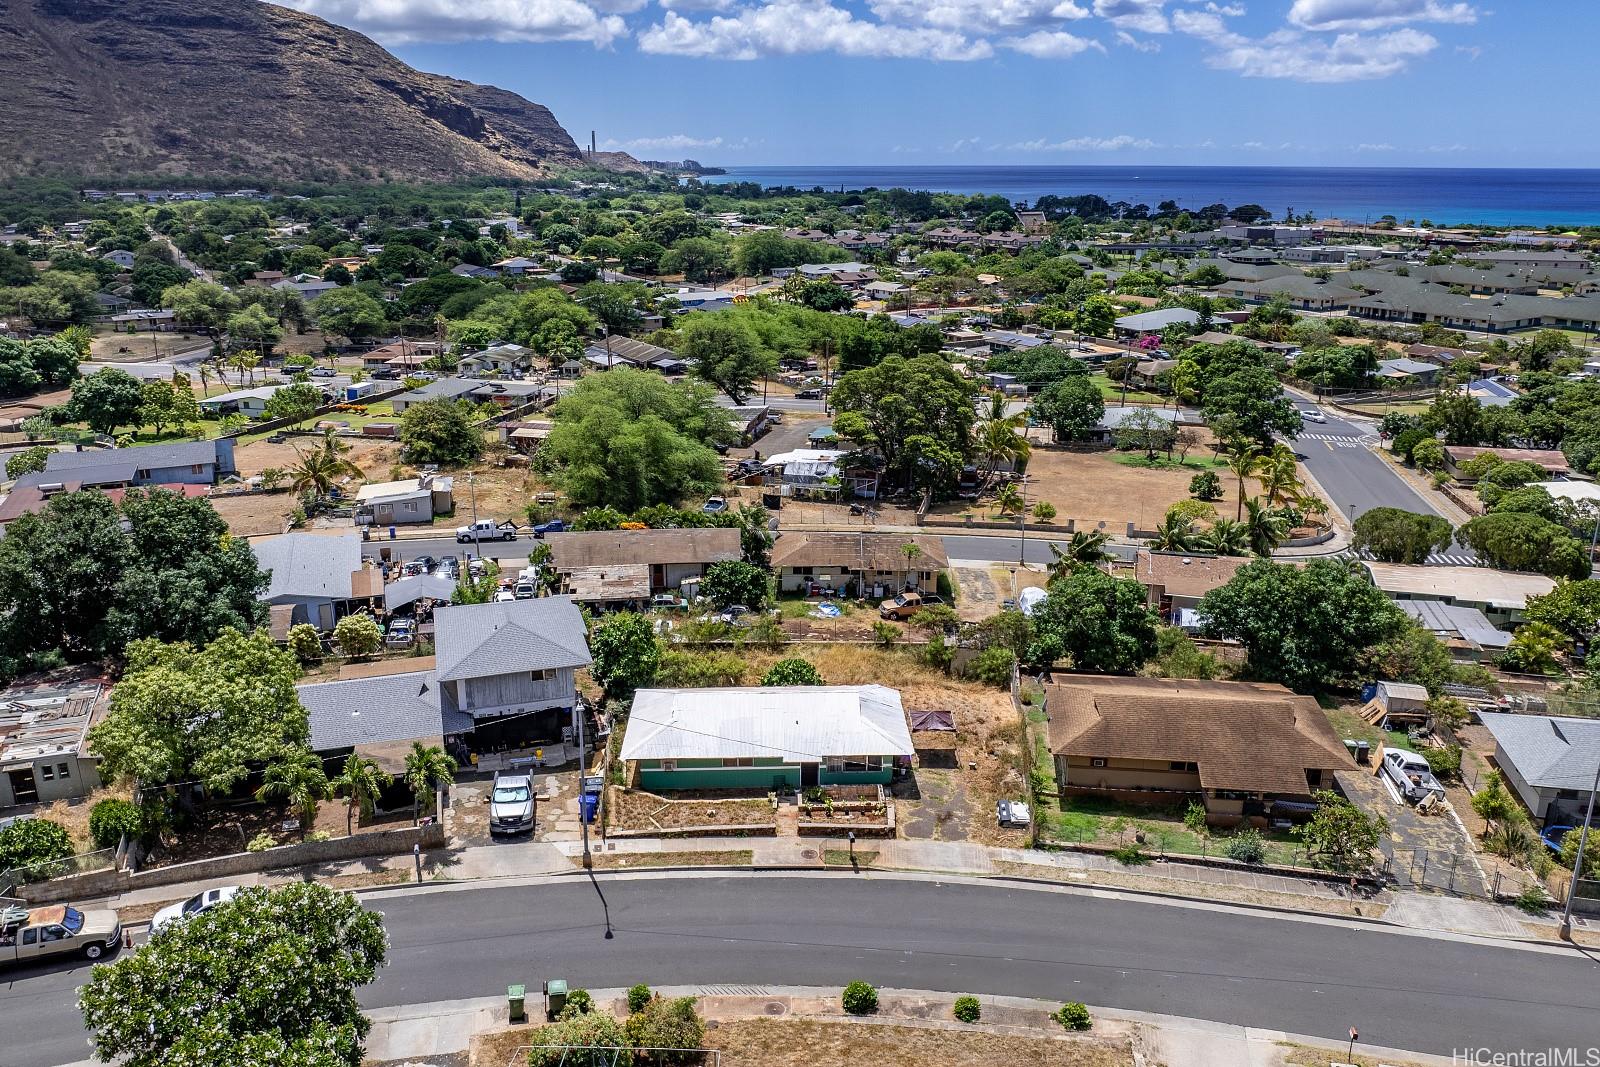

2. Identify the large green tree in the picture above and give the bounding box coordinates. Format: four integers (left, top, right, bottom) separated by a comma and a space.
1026, 567, 1159, 673
1351, 507, 1454, 564
589, 611, 660, 700
1034, 375, 1104, 443
701, 559, 770, 609
71, 367, 146, 436
1524, 580, 1600, 641
89, 628, 307, 791
1198, 559, 1409, 691
79, 883, 387, 1067
311, 287, 387, 342
1456, 512, 1591, 579
831, 355, 975, 491
676, 314, 777, 404
399, 397, 484, 467
544, 369, 732, 510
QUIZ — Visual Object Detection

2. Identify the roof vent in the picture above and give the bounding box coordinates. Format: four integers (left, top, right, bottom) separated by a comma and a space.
1181, 557, 1192, 565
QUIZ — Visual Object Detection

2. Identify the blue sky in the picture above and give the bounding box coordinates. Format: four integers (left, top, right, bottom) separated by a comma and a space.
278, 1, 1598, 167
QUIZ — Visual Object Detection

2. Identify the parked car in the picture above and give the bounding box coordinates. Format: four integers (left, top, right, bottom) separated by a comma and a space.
531, 519, 567, 538
702, 496, 729, 514
879, 591, 944, 620
1380, 748, 1446, 803
1541, 825, 1574, 856
309, 366, 336, 377
997, 799, 1032, 829
795, 388, 823, 400
651, 593, 686, 610
716, 604, 754, 624
151, 886, 241, 934
456, 519, 519, 543
489, 772, 535, 834
513, 581, 537, 600
385, 618, 416, 649
0, 905, 122, 964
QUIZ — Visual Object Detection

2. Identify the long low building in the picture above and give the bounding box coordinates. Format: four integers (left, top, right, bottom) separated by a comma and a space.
770, 532, 948, 597
621, 685, 914, 791
1361, 563, 1554, 627
544, 528, 742, 595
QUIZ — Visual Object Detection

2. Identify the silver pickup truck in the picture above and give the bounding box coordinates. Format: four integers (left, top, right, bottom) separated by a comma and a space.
0, 904, 122, 964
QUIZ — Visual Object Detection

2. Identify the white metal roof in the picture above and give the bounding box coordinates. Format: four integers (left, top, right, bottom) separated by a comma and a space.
621, 685, 913, 763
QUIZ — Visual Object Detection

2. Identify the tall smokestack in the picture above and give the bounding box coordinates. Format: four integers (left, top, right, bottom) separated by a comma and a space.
590, 131, 596, 157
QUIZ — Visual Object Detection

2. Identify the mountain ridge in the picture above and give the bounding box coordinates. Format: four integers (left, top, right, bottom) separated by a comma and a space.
0, 0, 631, 182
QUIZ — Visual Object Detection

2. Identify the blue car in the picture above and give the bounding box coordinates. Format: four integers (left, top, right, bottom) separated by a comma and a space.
1541, 825, 1574, 855
531, 519, 566, 538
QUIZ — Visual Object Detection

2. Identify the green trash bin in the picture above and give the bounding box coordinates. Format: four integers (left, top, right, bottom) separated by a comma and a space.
544, 979, 568, 1021
508, 984, 526, 1024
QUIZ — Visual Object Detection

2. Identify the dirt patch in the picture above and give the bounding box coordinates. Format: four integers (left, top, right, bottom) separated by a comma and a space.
933, 445, 1237, 532
1281, 1040, 1433, 1067
704, 1019, 1134, 1067
608, 789, 775, 832
89, 331, 207, 362
209, 491, 299, 536
581, 849, 753, 870
232, 435, 401, 480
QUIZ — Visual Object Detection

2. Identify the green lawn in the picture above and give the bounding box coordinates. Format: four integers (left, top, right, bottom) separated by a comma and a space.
1088, 374, 1167, 405
1323, 707, 1413, 752
1039, 795, 1307, 865
1110, 453, 1226, 472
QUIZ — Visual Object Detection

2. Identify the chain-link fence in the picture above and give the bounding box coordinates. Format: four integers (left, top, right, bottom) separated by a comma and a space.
0, 847, 117, 897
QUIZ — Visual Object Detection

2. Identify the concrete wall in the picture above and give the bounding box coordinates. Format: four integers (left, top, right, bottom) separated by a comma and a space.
21, 822, 445, 906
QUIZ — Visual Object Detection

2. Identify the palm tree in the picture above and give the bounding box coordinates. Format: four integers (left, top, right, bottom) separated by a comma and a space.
254, 748, 331, 841
404, 742, 458, 824
1224, 445, 1262, 522
288, 432, 362, 501
1254, 444, 1304, 507
995, 481, 1025, 517
1047, 530, 1112, 579
1198, 518, 1250, 556
975, 404, 1031, 485
1150, 514, 1196, 552
331, 753, 392, 837
1242, 497, 1290, 557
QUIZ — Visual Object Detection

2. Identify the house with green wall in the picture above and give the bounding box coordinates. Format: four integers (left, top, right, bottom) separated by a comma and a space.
620, 685, 914, 792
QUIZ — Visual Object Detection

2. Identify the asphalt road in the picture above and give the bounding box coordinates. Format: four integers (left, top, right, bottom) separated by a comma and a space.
4, 874, 1597, 1067
1291, 408, 1444, 524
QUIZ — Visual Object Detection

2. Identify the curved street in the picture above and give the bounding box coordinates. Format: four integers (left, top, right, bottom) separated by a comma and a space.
4, 872, 1598, 1067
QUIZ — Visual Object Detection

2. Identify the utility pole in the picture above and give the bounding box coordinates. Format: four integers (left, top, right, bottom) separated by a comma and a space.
1559, 758, 1600, 940
575, 702, 592, 869
469, 472, 481, 561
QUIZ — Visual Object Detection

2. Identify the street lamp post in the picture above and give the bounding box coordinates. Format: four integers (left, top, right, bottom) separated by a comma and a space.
468, 472, 481, 561
1558, 758, 1600, 941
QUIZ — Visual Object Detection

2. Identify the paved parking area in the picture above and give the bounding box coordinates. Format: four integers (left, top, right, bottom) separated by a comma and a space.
1338, 767, 1489, 897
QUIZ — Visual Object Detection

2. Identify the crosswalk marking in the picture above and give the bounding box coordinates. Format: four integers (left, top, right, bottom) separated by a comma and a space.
1297, 432, 1376, 448
1344, 548, 1482, 568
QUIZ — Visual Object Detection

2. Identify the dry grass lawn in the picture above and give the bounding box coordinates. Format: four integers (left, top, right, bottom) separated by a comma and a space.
581, 849, 753, 870
232, 436, 401, 479
210, 491, 300, 536
608, 789, 774, 832
35, 779, 134, 852
1013, 446, 1237, 531
704, 1019, 1135, 1067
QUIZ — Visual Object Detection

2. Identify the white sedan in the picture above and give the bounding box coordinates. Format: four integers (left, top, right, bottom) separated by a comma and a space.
151, 885, 241, 934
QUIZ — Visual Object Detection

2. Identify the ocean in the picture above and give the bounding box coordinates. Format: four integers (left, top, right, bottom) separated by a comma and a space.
701, 166, 1600, 228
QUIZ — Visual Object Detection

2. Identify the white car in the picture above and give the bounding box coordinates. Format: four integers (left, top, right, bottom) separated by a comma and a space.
1299, 407, 1327, 424
151, 886, 241, 934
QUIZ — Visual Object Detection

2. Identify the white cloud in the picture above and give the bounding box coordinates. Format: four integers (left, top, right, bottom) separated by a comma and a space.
1008, 133, 1158, 150
1092, 0, 1168, 33
638, 2, 992, 59
1355, 142, 1395, 151
1005, 29, 1103, 57
656, 0, 735, 10
1115, 28, 1160, 51
1287, 0, 1475, 31
870, 0, 1088, 31
601, 133, 724, 151
1455, 43, 1481, 59
1175, 7, 1438, 81
281, 0, 626, 45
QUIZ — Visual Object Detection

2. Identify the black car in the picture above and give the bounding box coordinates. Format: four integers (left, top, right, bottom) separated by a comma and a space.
795, 388, 823, 400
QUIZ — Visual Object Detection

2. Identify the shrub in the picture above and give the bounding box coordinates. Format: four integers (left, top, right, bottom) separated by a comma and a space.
1031, 501, 1057, 523
964, 646, 1016, 688
1110, 842, 1148, 866
527, 1008, 625, 1067
286, 623, 322, 665
333, 613, 382, 659
1514, 885, 1551, 915
871, 621, 899, 647
1223, 828, 1267, 865
842, 981, 879, 1015
1182, 801, 1209, 838
628, 983, 654, 1013
1391, 427, 1428, 461
761, 657, 824, 686
246, 831, 277, 852
1189, 471, 1223, 501
0, 818, 73, 875
561, 989, 594, 1017
1053, 1002, 1092, 1031
623, 995, 705, 1062
1423, 745, 1462, 783
921, 632, 955, 671
952, 995, 982, 1023
305, 830, 332, 843
88, 798, 144, 849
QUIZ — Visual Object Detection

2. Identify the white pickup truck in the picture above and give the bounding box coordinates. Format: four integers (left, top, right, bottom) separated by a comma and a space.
0, 904, 122, 965
455, 519, 519, 543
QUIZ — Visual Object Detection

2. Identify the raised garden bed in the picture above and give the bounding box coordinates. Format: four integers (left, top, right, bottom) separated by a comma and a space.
606, 787, 777, 837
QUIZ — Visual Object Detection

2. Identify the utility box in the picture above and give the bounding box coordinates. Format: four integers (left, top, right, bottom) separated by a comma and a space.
508, 984, 526, 1023
544, 979, 568, 1021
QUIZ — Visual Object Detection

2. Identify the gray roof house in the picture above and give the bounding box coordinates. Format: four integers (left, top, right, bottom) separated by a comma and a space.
297, 596, 593, 761
26, 439, 237, 489
1114, 308, 1201, 334
389, 377, 484, 414
251, 531, 382, 631
1477, 712, 1600, 824
433, 597, 593, 748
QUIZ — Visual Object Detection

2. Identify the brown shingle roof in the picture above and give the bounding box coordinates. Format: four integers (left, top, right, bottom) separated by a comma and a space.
1133, 550, 1252, 600
1045, 675, 1352, 796
1442, 446, 1570, 473
770, 532, 949, 572
545, 528, 742, 571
